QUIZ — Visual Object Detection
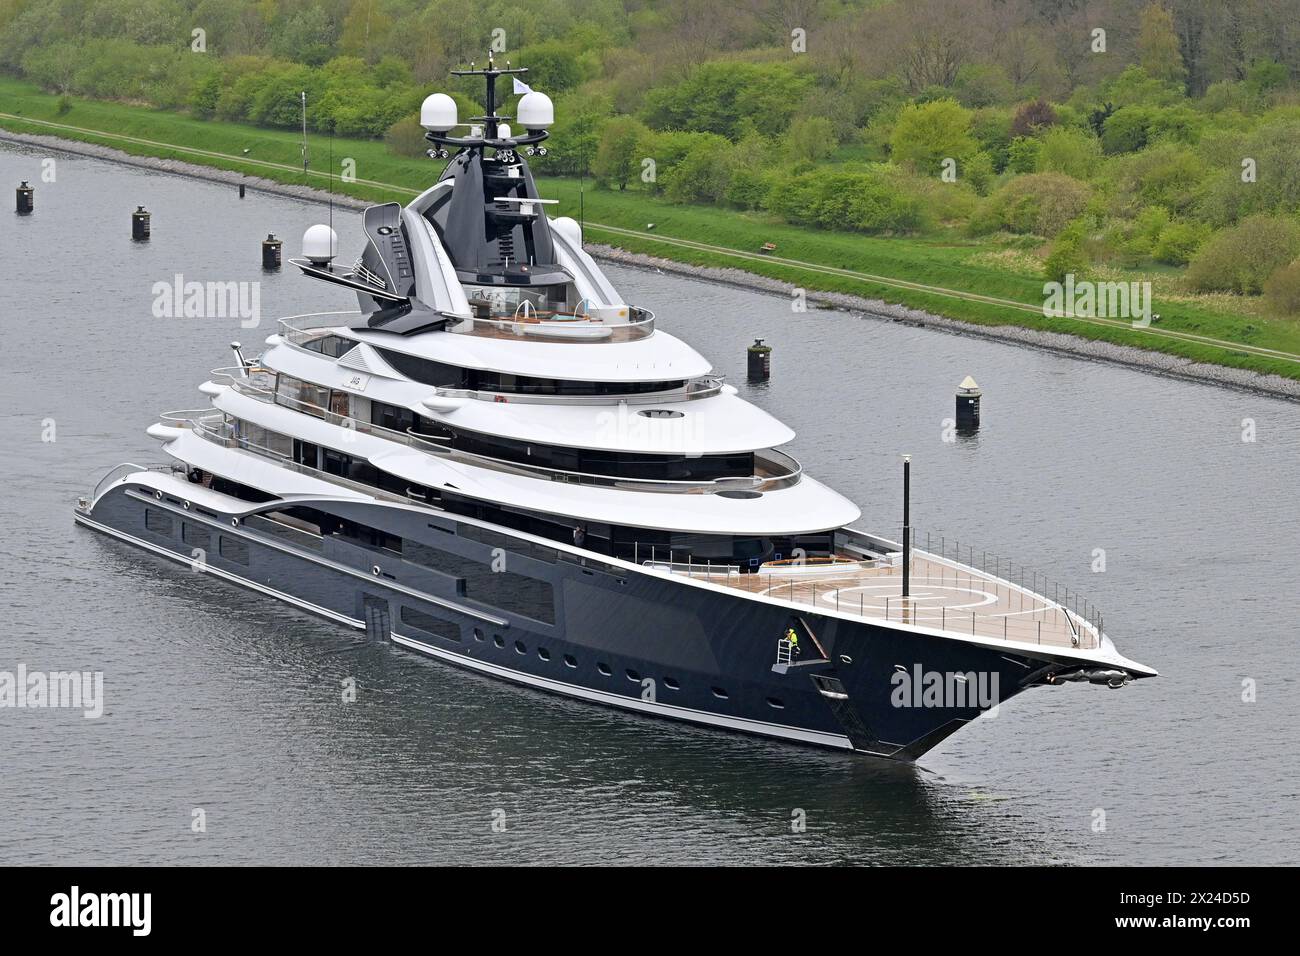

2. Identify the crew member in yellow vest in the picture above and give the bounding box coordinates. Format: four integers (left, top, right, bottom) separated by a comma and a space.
785, 627, 800, 658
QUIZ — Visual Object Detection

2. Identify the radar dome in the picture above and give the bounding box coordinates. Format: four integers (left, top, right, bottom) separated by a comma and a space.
302, 224, 338, 264
552, 216, 582, 246
517, 91, 554, 130
420, 93, 458, 132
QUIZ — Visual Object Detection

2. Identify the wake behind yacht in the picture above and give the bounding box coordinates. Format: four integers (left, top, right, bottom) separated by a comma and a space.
75, 60, 1155, 759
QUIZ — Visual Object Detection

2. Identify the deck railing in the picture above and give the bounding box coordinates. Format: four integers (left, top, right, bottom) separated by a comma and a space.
444, 305, 656, 343
168, 410, 426, 506
903, 528, 1104, 639
426, 375, 726, 406
276, 311, 362, 350
207, 367, 802, 494
85, 461, 182, 506
633, 534, 1101, 650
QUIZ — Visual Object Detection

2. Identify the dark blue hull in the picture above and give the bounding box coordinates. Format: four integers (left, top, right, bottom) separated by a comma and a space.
76, 481, 1058, 759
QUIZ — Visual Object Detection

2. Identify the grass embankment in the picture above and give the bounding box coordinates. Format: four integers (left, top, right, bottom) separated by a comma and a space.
4, 76, 1300, 380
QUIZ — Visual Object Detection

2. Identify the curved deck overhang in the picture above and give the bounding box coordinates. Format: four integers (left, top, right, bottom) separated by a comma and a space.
180, 392, 860, 536
260, 344, 793, 455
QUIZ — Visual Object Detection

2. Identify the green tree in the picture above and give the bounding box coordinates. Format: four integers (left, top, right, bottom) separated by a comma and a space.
889, 98, 976, 175
385, 114, 430, 157
785, 115, 836, 164
1186, 215, 1300, 294
641, 61, 814, 139
1137, 3, 1186, 87
189, 72, 222, 120
663, 137, 733, 203
1006, 136, 1041, 173
593, 116, 648, 190
1264, 259, 1300, 316
988, 173, 1091, 236
1036, 126, 1102, 179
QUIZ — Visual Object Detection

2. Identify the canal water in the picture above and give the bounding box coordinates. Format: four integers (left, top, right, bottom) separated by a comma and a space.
1, 140, 1296, 865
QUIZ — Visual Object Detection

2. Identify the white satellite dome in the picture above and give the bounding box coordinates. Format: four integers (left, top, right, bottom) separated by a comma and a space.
420, 92, 458, 132
496, 123, 512, 140
302, 224, 338, 264
552, 216, 582, 246
517, 91, 554, 130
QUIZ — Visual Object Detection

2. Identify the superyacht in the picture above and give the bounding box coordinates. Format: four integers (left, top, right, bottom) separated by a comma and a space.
75, 60, 1155, 759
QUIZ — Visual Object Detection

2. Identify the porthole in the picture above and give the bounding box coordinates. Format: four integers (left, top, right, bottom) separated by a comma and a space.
154, 490, 163, 500
230, 517, 239, 527
663, 677, 680, 691
711, 687, 729, 700
625, 669, 640, 682
514, 640, 527, 655
473, 628, 485, 642
563, 655, 577, 668
766, 697, 785, 709
371, 565, 381, 576
537, 648, 550, 661
597, 663, 612, 677
493, 635, 505, 648
839, 655, 853, 665
182, 500, 191, 510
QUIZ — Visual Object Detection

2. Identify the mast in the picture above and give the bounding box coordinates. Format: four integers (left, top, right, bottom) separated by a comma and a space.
425, 53, 551, 157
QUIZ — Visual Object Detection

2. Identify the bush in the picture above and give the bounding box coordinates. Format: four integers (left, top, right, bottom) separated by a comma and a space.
1106, 142, 1208, 217
384, 115, 429, 158
1036, 126, 1102, 179
962, 151, 996, 196
765, 167, 922, 234
514, 39, 591, 95
1006, 136, 1041, 173
970, 107, 1013, 171
641, 61, 814, 139
1197, 118, 1300, 225
1102, 107, 1153, 154
986, 172, 1091, 236
1043, 236, 1089, 284
1264, 259, 1300, 315
640, 130, 730, 195
1245, 59, 1288, 99
724, 167, 773, 210
1153, 221, 1210, 265
1186, 215, 1300, 294
1010, 99, 1057, 138
889, 98, 976, 174
663, 138, 733, 203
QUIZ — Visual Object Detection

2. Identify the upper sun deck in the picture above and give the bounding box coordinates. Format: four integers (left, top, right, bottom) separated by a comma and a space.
443, 304, 655, 343
278, 311, 714, 384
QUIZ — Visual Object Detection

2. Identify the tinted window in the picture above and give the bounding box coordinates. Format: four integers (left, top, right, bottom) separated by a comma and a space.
144, 509, 173, 536
399, 606, 459, 641
219, 536, 250, 564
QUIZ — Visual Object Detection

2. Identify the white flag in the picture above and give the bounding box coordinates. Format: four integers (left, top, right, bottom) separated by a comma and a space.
512, 77, 533, 95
